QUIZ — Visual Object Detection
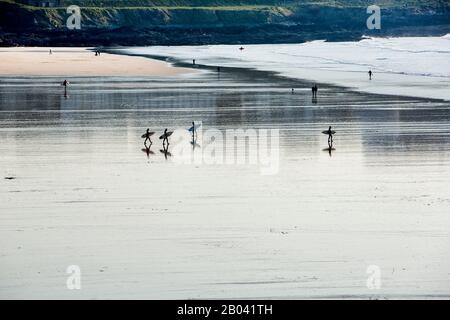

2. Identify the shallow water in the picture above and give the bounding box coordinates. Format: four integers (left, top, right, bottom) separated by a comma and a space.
1, 68, 449, 299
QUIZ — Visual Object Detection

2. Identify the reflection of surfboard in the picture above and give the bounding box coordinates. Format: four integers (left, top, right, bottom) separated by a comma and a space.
141, 132, 155, 138
159, 131, 173, 139
141, 148, 155, 155
188, 123, 201, 132
322, 130, 336, 135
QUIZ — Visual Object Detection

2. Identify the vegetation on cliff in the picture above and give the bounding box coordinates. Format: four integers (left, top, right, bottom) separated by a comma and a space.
0, 0, 449, 46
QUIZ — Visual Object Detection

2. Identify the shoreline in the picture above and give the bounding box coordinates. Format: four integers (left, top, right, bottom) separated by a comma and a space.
0, 47, 195, 77
0, 45, 447, 104
105, 48, 445, 103
110, 37, 450, 102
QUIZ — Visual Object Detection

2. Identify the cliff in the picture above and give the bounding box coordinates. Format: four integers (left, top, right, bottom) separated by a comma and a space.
0, 0, 449, 46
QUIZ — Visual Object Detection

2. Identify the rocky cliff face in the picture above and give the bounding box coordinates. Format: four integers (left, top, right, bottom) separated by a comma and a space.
0, 0, 449, 46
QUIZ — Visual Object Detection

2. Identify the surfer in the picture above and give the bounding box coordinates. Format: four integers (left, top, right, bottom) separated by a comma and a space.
326, 126, 334, 146
368, 70, 373, 80
239, 47, 244, 51
160, 128, 173, 146
143, 128, 153, 146
191, 122, 196, 138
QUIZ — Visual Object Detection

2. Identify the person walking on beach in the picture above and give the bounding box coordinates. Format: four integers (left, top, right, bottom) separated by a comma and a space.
312, 84, 318, 98
160, 128, 173, 146
326, 126, 334, 147
143, 128, 153, 146
49, 49, 52, 55
368, 70, 373, 80
61, 79, 69, 98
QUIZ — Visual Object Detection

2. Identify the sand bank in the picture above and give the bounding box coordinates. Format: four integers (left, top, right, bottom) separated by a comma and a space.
0, 47, 193, 77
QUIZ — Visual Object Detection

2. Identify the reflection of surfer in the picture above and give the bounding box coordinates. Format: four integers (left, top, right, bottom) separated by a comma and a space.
142, 145, 154, 159
160, 143, 171, 160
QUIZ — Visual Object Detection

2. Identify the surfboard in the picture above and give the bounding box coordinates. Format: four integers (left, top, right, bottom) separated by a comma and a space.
322, 130, 336, 135
141, 132, 155, 138
188, 123, 201, 132
159, 131, 173, 139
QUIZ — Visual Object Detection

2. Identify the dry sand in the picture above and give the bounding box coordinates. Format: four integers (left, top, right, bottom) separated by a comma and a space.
0, 47, 193, 77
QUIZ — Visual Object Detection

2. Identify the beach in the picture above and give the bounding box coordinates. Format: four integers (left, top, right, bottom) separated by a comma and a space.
1, 46, 450, 299
117, 35, 450, 101
0, 47, 193, 77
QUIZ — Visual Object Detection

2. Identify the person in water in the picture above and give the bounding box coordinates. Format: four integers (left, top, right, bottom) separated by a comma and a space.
62, 80, 69, 87
193, 59, 196, 65
368, 70, 373, 80
143, 128, 152, 146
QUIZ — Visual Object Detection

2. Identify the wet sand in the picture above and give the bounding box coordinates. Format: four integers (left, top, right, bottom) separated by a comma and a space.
0, 47, 193, 77
0, 66, 450, 299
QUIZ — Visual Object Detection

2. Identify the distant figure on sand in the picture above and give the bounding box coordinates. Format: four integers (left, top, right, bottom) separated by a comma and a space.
193, 59, 196, 65
368, 70, 373, 80
49, 49, 52, 55
312, 84, 318, 98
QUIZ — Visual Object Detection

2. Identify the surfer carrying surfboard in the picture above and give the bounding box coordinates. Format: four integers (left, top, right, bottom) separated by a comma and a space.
142, 128, 154, 146
159, 128, 173, 146
322, 126, 335, 147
